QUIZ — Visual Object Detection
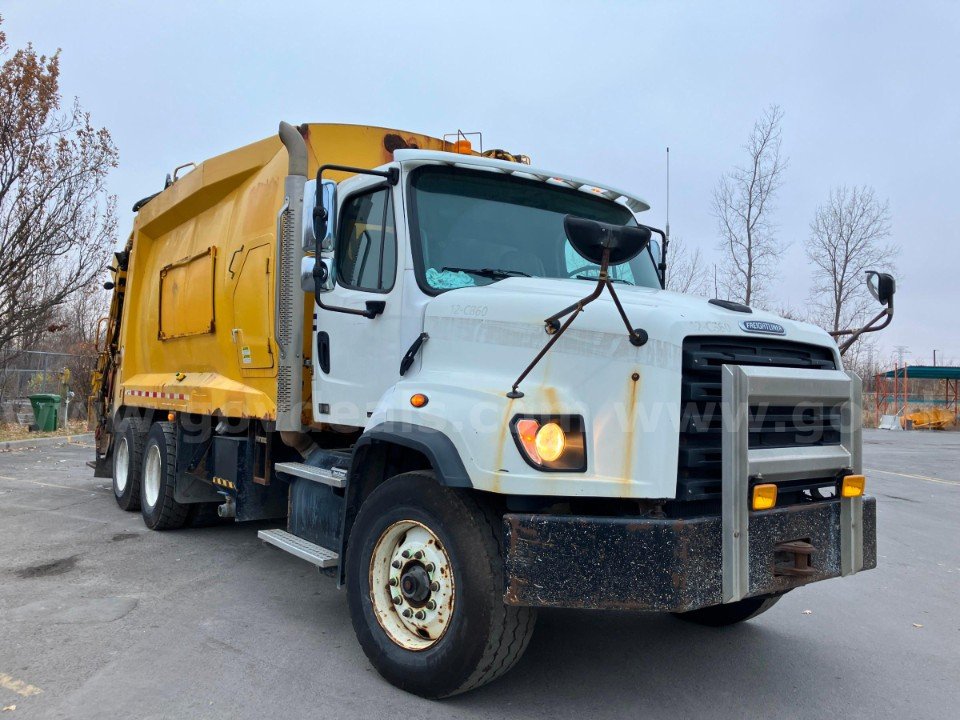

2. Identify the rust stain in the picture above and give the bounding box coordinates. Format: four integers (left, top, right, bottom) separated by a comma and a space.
490, 398, 515, 494
543, 386, 561, 417
621, 370, 642, 486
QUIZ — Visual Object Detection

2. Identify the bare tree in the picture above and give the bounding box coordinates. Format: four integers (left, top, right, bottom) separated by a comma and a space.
713, 105, 788, 306
665, 236, 709, 296
807, 186, 897, 344
0, 16, 118, 357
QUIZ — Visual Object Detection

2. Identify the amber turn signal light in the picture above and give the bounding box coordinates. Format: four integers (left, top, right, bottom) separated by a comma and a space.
841, 474, 866, 497
752, 483, 778, 511
410, 393, 428, 408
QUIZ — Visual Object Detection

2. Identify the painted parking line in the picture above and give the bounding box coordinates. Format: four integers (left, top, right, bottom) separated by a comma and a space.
865, 467, 959, 487
0, 474, 108, 494
0, 672, 42, 697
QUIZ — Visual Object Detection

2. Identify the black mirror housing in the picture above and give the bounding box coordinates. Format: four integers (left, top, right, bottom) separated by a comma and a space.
563, 216, 651, 266
867, 271, 896, 305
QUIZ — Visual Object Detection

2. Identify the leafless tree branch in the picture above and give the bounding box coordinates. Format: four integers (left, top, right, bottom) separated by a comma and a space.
0, 16, 118, 357
665, 236, 710, 296
712, 104, 788, 306
806, 185, 898, 352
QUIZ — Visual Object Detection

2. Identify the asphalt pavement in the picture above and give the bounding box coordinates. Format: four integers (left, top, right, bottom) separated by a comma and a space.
1, 430, 957, 719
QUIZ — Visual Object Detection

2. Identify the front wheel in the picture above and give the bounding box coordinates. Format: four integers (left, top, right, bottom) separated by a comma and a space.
671, 593, 784, 627
345, 472, 537, 698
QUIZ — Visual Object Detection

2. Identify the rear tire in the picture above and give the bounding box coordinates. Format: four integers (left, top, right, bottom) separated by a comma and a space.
345, 471, 537, 698
112, 417, 148, 511
671, 594, 784, 627
140, 422, 189, 530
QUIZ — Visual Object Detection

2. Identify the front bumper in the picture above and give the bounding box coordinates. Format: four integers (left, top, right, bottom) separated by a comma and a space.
503, 497, 877, 612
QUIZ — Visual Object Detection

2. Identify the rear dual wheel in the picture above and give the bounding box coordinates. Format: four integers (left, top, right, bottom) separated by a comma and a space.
346, 472, 537, 698
140, 421, 190, 530
112, 416, 148, 511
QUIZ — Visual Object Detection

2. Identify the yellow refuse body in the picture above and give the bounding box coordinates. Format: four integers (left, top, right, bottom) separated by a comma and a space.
99, 124, 451, 424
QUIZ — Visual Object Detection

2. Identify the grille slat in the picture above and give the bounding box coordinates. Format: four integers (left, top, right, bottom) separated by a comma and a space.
677, 337, 839, 502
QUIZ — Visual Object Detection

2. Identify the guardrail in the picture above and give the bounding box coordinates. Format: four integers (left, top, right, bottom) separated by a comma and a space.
720, 365, 864, 603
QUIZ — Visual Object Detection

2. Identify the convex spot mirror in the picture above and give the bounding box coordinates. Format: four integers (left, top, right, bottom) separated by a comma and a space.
564, 215, 651, 265
301, 256, 334, 294
302, 179, 337, 253
866, 271, 895, 305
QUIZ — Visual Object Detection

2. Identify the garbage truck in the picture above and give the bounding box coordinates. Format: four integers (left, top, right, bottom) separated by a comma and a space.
90, 122, 895, 698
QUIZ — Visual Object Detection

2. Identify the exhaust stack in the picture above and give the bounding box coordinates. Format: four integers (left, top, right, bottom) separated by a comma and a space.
275, 121, 308, 431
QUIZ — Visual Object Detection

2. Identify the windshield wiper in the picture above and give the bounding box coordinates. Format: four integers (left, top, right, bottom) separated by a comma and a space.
441, 266, 531, 280
575, 273, 633, 286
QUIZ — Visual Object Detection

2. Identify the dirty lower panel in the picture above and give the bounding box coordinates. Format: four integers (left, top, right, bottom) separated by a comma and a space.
503, 497, 877, 612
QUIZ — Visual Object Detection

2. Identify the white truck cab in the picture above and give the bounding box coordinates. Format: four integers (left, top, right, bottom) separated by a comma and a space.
282, 145, 879, 696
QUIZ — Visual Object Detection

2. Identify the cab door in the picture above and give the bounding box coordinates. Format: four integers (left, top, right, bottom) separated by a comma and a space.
312, 179, 404, 427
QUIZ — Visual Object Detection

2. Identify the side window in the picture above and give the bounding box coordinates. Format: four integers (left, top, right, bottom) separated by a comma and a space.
337, 188, 397, 292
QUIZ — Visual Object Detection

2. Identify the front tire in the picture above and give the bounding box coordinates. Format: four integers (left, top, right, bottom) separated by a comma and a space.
671, 594, 784, 627
113, 417, 148, 511
140, 422, 189, 531
345, 471, 537, 698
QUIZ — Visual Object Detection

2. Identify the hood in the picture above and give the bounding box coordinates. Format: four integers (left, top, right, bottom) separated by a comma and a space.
423, 277, 837, 355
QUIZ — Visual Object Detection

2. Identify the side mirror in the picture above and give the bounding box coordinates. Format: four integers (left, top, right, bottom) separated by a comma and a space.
302, 256, 334, 294
303, 179, 337, 253
563, 215, 651, 265
866, 270, 895, 306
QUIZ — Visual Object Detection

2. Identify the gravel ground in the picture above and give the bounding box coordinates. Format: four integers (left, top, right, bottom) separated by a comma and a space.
0, 429, 957, 719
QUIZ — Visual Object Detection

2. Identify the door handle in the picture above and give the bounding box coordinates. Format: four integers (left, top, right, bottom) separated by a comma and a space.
316, 332, 331, 374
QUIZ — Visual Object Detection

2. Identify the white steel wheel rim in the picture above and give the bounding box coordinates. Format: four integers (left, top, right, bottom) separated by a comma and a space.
143, 444, 162, 509
369, 520, 455, 651
114, 437, 130, 494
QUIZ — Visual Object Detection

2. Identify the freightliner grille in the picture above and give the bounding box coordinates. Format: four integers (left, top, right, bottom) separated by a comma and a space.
677, 336, 840, 502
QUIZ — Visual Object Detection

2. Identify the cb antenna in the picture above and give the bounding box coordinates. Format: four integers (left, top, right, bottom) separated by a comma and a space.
659, 146, 670, 288
665, 146, 671, 242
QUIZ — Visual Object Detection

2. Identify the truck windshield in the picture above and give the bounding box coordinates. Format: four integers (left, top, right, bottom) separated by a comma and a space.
408, 165, 661, 292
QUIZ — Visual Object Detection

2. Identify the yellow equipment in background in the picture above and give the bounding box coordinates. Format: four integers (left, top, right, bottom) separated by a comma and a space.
901, 408, 956, 430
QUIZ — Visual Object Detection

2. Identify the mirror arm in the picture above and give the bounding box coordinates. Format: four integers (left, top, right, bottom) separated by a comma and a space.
830, 301, 894, 355
637, 223, 667, 288
310, 163, 397, 320
509, 247, 648, 398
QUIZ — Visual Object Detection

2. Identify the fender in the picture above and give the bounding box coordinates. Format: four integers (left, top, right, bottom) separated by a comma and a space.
351, 421, 472, 488
337, 421, 472, 585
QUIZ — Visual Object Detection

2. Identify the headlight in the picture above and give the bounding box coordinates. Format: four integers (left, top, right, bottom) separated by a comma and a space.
510, 415, 586, 471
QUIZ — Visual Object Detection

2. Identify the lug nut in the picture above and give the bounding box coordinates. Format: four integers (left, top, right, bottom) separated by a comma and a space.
430, 581, 440, 592
426, 600, 437, 610
402, 609, 413, 618
391, 559, 402, 569
401, 550, 411, 559
425, 562, 435, 573
415, 610, 426, 620
392, 595, 402, 605
389, 577, 398, 587
414, 550, 424, 560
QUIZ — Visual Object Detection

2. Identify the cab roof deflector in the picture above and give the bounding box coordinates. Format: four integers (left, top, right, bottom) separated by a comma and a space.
392, 149, 650, 214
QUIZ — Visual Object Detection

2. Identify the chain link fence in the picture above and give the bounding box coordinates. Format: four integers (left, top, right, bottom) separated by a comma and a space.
0, 350, 96, 424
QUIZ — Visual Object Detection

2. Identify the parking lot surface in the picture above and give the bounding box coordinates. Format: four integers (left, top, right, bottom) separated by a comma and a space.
1, 430, 957, 719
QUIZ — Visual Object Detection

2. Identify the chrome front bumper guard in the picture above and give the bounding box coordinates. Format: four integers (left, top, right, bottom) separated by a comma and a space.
721, 365, 864, 603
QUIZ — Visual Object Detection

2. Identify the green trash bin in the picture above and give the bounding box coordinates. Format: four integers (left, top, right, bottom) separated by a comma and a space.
29, 393, 61, 432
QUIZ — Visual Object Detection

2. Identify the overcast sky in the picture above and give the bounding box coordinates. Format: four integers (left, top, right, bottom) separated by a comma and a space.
5, 0, 958, 365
